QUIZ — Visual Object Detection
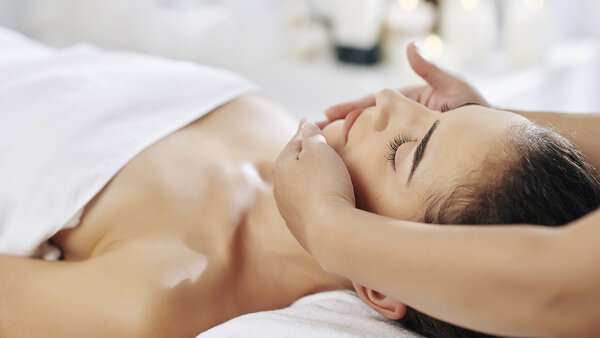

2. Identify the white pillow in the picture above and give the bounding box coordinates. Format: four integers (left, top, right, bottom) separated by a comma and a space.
199, 290, 423, 338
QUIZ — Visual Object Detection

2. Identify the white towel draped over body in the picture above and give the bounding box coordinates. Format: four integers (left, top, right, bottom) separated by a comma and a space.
0, 27, 258, 258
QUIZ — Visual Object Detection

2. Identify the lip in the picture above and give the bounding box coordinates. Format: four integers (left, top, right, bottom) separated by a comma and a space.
343, 108, 366, 144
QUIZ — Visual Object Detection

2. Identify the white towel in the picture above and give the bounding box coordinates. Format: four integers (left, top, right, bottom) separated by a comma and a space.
199, 290, 423, 338
0, 27, 258, 258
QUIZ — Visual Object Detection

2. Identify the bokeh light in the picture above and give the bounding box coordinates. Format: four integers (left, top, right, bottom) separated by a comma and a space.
459, 0, 480, 10
397, 0, 419, 11
423, 34, 443, 58
523, 0, 544, 11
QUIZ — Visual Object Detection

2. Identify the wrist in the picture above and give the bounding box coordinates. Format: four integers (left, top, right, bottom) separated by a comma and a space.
306, 200, 356, 270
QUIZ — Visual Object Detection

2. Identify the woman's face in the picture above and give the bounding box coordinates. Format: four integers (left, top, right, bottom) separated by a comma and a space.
322, 89, 526, 220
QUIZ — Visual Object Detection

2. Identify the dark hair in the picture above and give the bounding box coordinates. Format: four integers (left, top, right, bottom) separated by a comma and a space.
398, 123, 600, 337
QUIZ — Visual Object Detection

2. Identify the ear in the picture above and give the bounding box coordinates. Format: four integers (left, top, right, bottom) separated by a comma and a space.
353, 282, 407, 320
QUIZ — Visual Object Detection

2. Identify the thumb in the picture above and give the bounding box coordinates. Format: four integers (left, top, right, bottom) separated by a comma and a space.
302, 121, 326, 142
301, 121, 328, 152
406, 41, 453, 89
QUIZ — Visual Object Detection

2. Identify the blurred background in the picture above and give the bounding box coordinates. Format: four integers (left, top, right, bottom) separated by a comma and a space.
0, 0, 599, 119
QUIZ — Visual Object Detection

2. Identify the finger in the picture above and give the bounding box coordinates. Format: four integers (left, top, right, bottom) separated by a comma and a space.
327, 94, 375, 120
315, 119, 330, 129
301, 121, 325, 142
421, 86, 434, 108
406, 41, 453, 90
277, 121, 304, 162
300, 121, 329, 153
398, 85, 425, 101
343, 107, 366, 124
324, 102, 354, 121
325, 94, 375, 121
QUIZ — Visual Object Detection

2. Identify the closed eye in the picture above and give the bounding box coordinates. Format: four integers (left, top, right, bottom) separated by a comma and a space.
385, 134, 414, 171
441, 102, 481, 113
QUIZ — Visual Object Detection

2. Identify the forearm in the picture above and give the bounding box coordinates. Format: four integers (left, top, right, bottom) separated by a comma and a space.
508, 109, 600, 171
312, 204, 599, 337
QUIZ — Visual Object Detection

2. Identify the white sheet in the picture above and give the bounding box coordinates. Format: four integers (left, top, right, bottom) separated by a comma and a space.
0, 27, 258, 258
199, 290, 423, 337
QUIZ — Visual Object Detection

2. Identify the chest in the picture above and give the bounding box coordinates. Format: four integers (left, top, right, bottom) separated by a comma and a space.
52, 98, 290, 260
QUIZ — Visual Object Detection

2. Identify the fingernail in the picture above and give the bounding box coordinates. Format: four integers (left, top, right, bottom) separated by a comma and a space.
414, 43, 423, 56
297, 119, 308, 133
414, 43, 430, 62
301, 121, 319, 137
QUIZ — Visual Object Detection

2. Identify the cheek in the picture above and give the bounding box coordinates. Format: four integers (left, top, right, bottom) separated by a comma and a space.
343, 143, 423, 220
322, 120, 382, 202
342, 142, 389, 212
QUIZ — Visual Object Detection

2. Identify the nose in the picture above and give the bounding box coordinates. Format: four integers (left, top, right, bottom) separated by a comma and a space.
373, 89, 423, 131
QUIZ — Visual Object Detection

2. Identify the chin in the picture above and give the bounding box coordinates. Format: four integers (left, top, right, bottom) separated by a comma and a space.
322, 120, 345, 153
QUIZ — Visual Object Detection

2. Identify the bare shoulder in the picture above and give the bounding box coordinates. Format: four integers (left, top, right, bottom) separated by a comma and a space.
190, 94, 298, 159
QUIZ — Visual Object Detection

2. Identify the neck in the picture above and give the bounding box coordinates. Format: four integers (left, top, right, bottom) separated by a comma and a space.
232, 161, 353, 311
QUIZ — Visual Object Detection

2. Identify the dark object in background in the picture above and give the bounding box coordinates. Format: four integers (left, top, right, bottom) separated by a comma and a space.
335, 45, 380, 65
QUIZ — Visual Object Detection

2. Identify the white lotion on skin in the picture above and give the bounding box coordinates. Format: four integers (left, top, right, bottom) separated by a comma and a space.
226, 162, 270, 225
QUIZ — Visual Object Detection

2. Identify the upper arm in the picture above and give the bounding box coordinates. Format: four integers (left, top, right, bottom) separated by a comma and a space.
1, 237, 214, 337
537, 209, 600, 336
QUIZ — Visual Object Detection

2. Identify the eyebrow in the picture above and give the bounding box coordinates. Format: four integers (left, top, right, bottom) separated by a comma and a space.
455, 102, 480, 109
404, 103, 477, 183
407, 120, 440, 184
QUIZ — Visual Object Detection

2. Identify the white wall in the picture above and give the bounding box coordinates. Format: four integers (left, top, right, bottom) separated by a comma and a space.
0, 0, 28, 30
0, 0, 298, 67
1, 0, 599, 117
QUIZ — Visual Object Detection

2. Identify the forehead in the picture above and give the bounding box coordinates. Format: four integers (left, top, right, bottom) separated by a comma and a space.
411, 106, 524, 192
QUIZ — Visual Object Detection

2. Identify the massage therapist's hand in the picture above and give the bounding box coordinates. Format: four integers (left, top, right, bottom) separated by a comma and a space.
317, 42, 489, 129
273, 121, 355, 253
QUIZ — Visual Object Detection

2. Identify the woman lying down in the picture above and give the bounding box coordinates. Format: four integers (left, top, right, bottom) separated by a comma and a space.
1, 28, 600, 337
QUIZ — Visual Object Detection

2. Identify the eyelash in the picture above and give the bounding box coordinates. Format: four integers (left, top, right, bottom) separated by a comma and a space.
386, 134, 412, 170
441, 102, 450, 113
